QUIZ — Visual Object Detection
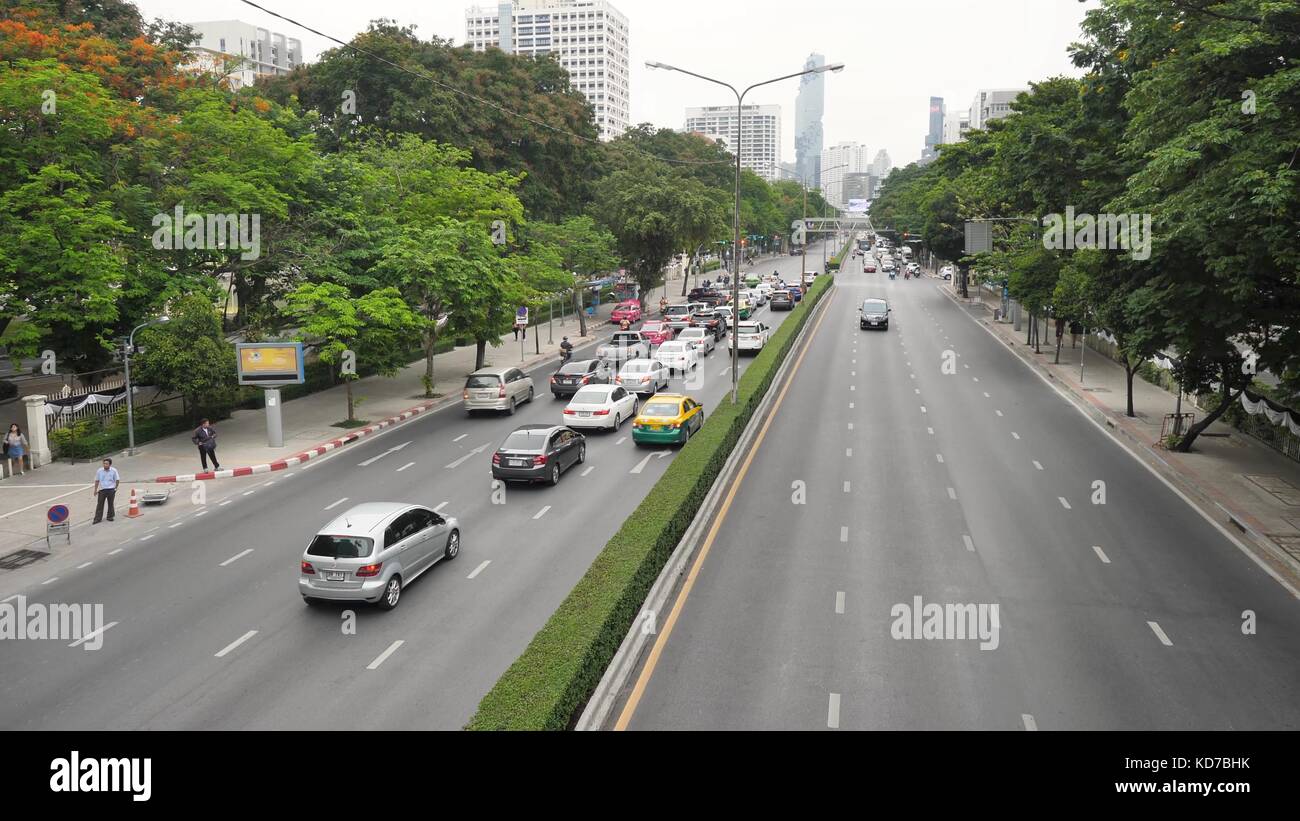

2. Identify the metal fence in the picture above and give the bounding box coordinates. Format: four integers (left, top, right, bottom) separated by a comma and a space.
40, 368, 170, 433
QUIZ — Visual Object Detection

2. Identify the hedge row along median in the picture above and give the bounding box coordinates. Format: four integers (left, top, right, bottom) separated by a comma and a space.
467, 273, 834, 730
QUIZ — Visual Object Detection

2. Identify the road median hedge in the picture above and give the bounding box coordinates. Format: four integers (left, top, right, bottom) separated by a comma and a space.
466, 273, 834, 730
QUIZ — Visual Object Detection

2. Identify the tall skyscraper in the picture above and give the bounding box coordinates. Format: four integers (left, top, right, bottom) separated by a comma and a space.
683, 105, 781, 181
186, 20, 303, 89
820, 142, 869, 208
794, 53, 826, 187
466, 1, 631, 140
920, 96, 944, 165
871, 149, 893, 181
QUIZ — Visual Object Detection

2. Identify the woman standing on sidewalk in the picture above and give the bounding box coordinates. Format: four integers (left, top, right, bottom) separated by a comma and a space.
4, 423, 28, 476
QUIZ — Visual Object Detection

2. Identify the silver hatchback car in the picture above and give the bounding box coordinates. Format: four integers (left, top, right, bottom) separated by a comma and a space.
299, 502, 460, 610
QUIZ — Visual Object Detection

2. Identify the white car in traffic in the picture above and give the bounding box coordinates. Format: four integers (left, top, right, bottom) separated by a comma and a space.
655, 340, 699, 374
616, 358, 670, 395
678, 326, 715, 356
729, 321, 771, 353
745, 288, 767, 307
562, 384, 639, 430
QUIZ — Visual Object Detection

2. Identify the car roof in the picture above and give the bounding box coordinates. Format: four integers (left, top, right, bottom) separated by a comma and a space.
646, 393, 689, 402
469, 366, 513, 377
319, 502, 421, 536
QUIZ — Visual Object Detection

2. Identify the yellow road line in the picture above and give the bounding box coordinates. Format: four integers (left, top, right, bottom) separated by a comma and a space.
614, 288, 838, 730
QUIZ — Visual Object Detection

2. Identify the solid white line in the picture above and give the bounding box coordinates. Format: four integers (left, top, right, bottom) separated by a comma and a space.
843, 481, 851, 493
840, 526, 849, 543
582, 466, 595, 476
76, 561, 93, 569
367, 639, 405, 670
1033, 460, 1044, 471
533, 505, 552, 520
324, 497, 349, 511
0, 486, 83, 520
963, 534, 975, 552
1092, 545, 1111, 564
828, 693, 841, 729
617, 437, 627, 445
467, 560, 491, 579
108, 548, 123, 556
214, 630, 258, 658
68, 621, 118, 649
947, 487, 957, 500
1022, 714, 1038, 731
41, 577, 58, 585
140, 535, 154, 542
218, 499, 232, 506
168, 522, 183, 528
1147, 621, 1173, 646
396, 462, 415, 472
195, 510, 208, 517
453, 434, 468, 443
835, 592, 845, 615
242, 490, 255, 496
1059, 497, 1072, 509
220, 548, 254, 567
434, 502, 449, 514
0, 594, 18, 604
262, 480, 275, 487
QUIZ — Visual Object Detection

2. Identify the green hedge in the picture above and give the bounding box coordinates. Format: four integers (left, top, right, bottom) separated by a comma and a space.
466, 272, 835, 730
50, 413, 195, 460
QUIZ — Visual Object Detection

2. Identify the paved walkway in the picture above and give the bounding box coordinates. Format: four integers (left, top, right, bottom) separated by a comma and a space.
0, 253, 798, 555
947, 280, 1300, 581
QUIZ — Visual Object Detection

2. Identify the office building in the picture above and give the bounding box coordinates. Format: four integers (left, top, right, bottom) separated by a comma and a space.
920, 96, 944, 165
466, 0, 631, 140
684, 105, 781, 181
871, 149, 893, 182
186, 20, 304, 89
943, 110, 971, 145
794, 53, 827, 191
820, 141, 869, 208
969, 88, 1027, 131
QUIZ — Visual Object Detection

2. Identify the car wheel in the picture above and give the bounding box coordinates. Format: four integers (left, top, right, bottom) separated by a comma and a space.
527, 387, 535, 404
613, 413, 621, 429
577, 443, 586, 464
549, 462, 561, 486
377, 576, 402, 611
507, 397, 517, 416
302, 596, 321, 607
444, 530, 460, 561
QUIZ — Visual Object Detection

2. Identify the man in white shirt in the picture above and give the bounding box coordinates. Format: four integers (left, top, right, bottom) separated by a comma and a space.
92, 458, 120, 523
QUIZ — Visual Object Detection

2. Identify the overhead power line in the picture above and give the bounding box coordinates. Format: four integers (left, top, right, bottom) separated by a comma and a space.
237, 0, 730, 167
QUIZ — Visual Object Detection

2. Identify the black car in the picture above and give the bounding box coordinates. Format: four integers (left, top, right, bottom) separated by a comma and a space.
691, 308, 729, 340
770, 290, 795, 311
491, 425, 586, 485
550, 359, 613, 398
859, 298, 890, 330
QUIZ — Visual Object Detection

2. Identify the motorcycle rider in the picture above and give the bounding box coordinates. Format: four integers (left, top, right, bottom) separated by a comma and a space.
559, 336, 574, 362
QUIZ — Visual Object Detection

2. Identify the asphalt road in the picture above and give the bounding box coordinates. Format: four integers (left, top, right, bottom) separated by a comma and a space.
0, 247, 831, 730
622, 263, 1300, 730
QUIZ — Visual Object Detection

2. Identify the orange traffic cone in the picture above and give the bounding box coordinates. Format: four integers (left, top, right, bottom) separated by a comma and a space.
126, 487, 142, 518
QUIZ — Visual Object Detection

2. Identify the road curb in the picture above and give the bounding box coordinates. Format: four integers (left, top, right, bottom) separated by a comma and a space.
575, 279, 837, 730
938, 285, 1300, 595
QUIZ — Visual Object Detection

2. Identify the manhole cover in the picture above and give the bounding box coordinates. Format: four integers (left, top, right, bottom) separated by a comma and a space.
0, 549, 50, 570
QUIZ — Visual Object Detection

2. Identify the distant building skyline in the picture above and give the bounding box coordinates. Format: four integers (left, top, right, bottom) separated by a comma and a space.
185, 19, 303, 89
683, 104, 781, 181
795, 53, 826, 194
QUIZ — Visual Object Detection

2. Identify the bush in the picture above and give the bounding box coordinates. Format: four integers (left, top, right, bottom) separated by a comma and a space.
467, 273, 834, 730
50, 414, 194, 460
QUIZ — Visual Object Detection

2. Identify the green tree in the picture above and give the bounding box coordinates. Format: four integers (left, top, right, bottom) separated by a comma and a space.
524, 216, 619, 337
133, 293, 236, 420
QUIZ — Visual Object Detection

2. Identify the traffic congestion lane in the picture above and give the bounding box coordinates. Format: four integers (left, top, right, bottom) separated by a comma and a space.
0, 253, 822, 730
903, 278, 1300, 729
624, 272, 1031, 729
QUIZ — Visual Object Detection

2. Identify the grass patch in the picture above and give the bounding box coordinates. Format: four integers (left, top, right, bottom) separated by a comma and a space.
466, 273, 833, 730
331, 419, 370, 429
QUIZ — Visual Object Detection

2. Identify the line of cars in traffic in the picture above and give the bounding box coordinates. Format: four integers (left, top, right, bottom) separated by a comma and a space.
299, 276, 807, 611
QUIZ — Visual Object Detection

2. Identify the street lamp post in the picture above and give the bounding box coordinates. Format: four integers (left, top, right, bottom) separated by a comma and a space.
648, 59, 844, 404
124, 315, 170, 456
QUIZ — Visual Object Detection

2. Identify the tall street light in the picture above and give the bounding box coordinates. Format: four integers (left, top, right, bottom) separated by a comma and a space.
647, 59, 844, 405
124, 315, 170, 456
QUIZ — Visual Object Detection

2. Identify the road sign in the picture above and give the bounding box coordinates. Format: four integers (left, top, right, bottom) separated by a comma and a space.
47, 504, 69, 524
515, 307, 529, 326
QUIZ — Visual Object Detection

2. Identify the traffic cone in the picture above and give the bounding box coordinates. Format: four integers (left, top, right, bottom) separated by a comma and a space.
126, 487, 142, 518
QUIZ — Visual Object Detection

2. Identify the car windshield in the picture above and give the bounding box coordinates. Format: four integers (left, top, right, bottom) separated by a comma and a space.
502, 430, 550, 450
864, 301, 888, 313
642, 402, 681, 416
572, 387, 610, 403
611, 334, 640, 344
466, 375, 500, 388
307, 534, 374, 559
558, 361, 590, 374
738, 324, 760, 333
622, 361, 652, 373
665, 306, 689, 315
642, 323, 666, 331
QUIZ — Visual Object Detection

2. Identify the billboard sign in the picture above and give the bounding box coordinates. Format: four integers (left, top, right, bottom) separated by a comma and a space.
847, 198, 869, 213
236, 342, 305, 386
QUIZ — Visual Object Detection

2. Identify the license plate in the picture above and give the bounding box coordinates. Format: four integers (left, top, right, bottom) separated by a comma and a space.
325, 570, 347, 581
650, 425, 663, 432
510, 459, 528, 467
578, 411, 591, 417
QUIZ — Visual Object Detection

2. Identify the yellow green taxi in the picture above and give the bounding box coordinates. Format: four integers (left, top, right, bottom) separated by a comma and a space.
631, 393, 705, 446
737, 297, 752, 320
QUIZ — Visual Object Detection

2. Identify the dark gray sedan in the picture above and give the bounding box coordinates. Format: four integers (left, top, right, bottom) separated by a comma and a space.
550, 359, 614, 398
491, 424, 587, 485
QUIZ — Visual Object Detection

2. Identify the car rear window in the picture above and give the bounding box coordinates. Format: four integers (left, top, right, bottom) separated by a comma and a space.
738, 324, 760, 333
466, 374, 501, 388
642, 323, 666, 332
642, 402, 681, 416
307, 535, 374, 559
659, 342, 687, 353
558, 361, 589, 374
622, 360, 652, 373
502, 430, 550, 450
572, 387, 609, 403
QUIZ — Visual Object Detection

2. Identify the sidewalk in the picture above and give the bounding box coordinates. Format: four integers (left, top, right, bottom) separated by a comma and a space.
948, 281, 1300, 586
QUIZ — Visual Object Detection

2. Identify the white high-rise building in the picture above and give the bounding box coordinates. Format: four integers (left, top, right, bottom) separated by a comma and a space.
968, 88, 1026, 131
943, 110, 971, 146
466, 1, 630, 140
186, 20, 304, 89
683, 105, 782, 181
871, 149, 893, 181
820, 142, 869, 208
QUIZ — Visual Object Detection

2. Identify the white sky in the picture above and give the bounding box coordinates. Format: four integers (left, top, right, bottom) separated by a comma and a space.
134, 0, 1100, 169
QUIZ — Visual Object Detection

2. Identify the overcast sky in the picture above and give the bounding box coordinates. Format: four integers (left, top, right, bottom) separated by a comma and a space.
134, 0, 1100, 170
